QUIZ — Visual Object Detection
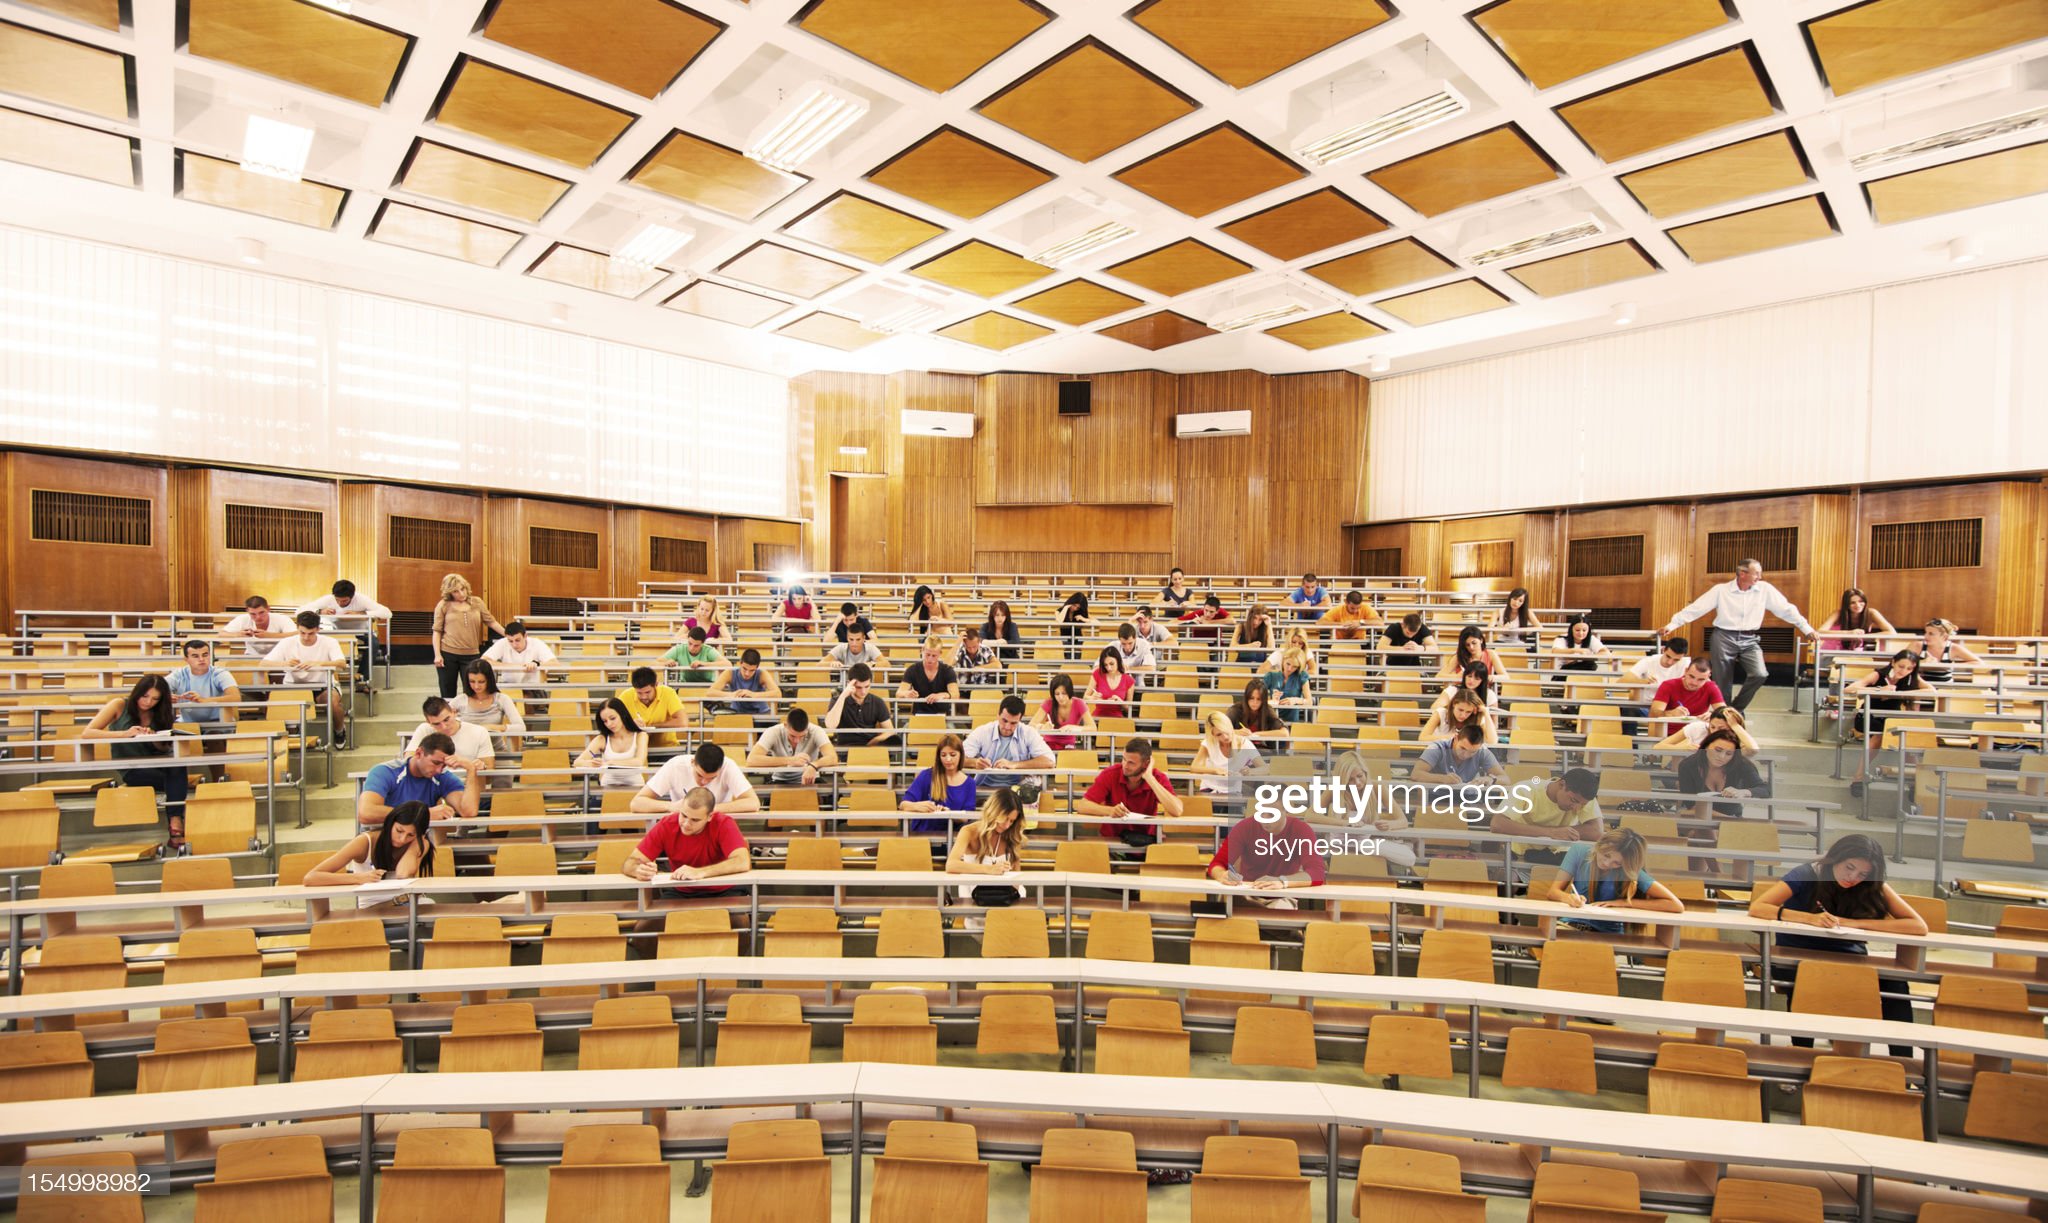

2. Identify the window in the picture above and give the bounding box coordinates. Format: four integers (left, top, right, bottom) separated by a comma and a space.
30, 490, 150, 546
1567, 535, 1644, 578
1869, 518, 1982, 570
224, 504, 322, 554
390, 516, 471, 563
650, 536, 709, 575
1447, 540, 1513, 580
531, 526, 599, 570
1706, 527, 1796, 573
1356, 547, 1403, 576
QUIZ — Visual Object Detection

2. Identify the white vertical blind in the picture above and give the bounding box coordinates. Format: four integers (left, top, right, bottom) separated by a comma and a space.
0, 228, 792, 518
1367, 262, 2048, 521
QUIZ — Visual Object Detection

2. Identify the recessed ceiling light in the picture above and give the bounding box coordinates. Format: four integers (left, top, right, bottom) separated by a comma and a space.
612, 222, 693, 271
1611, 301, 1638, 327
1209, 284, 1332, 332
546, 303, 569, 327
240, 114, 314, 182
1294, 83, 1470, 168
235, 237, 266, 267
745, 82, 868, 173
1367, 354, 1390, 374
1949, 237, 1983, 266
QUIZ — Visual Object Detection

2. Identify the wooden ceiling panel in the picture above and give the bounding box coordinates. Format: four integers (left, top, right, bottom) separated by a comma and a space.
1865, 141, 2048, 226
17, 1, 120, 30
1305, 238, 1454, 297
910, 240, 1053, 296
1504, 240, 1660, 297
630, 129, 806, 220
526, 243, 667, 298
1619, 129, 1810, 218
0, 19, 128, 120
1366, 126, 1559, 218
781, 192, 945, 263
1806, 0, 2048, 97
1472, 0, 1732, 91
976, 39, 1197, 163
865, 127, 1054, 218
368, 199, 521, 266
1263, 311, 1388, 350
399, 140, 571, 223
1667, 194, 1837, 263
178, 150, 345, 229
1098, 310, 1216, 350
794, 0, 1051, 93
1012, 279, 1144, 326
936, 311, 1055, 349
1128, 0, 1392, 88
184, 0, 406, 108
1105, 238, 1252, 297
0, 105, 133, 185
1219, 187, 1388, 261
433, 57, 635, 168
1557, 45, 1777, 164
1374, 279, 1512, 327
1111, 123, 1305, 217
717, 241, 864, 298
777, 311, 890, 350
479, 0, 722, 98
664, 279, 792, 327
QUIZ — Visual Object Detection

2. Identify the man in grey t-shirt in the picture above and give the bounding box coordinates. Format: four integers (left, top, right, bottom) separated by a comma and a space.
1409, 725, 1508, 789
744, 707, 838, 784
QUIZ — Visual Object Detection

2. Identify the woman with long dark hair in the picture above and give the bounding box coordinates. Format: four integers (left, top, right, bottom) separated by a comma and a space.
979, 600, 1024, 660
304, 800, 436, 886
1088, 646, 1135, 720
1231, 603, 1274, 665
1491, 587, 1539, 649
910, 584, 954, 629
1228, 677, 1288, 739
1816, 587, 1894, 655
84, 674, 185, 852
1031, 673, 1093, 752
1843, 648, 1933, 795
1054, 592, 1091, 658
575, 697, 647, 791
1677, 727, 1770, 819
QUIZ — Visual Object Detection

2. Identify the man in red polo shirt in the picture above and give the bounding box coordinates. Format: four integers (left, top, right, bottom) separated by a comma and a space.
621, 786, 750, 895
1075, 737, 1184, 848
1649, 657, 1725, 737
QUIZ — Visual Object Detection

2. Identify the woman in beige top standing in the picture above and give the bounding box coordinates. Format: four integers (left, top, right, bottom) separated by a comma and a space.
431, 574, 505, 699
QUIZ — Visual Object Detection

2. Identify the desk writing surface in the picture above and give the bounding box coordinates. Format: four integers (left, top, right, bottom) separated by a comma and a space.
363, 1064, 860, 1113
0, 1076, 388, 1142
1831, 1131, 2048, 1197
856, 1063, 1336, 1123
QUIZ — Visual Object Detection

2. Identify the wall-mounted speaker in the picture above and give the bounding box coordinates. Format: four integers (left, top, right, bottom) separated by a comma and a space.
1057, 379, 1092, 415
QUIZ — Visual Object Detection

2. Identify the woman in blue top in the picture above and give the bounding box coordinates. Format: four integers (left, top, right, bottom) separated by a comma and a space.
899, 733, 977, 835
1259, 646, 1314, 724
1540, 828, 1682, 934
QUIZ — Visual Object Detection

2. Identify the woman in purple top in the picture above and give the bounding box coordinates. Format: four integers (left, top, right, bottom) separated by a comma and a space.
900, 733, 978, 835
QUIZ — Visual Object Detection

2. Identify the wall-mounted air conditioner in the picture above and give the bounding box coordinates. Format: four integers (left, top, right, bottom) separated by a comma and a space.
901, 409, 977, 438
1175, 410, 1252, 438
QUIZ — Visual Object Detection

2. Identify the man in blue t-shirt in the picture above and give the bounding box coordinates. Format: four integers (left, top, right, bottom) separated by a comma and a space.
356, 732, 480, 841
1289, 572, 1331, 621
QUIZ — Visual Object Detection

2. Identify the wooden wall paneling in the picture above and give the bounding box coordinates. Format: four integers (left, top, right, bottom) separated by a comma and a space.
1803, 494, 1854, 644
1688, 493, 1819, 663
2, 451, 169, 625
800, 371, 892, 573
970, 505, 1175, 583
1174, 370, 1272, 575
1069, 371, 1177, 505
346, 483, 486, 643
1557, 504, 1685, 633
1262, 371, 1366, 575
715, 518, 803, 584
1646, 504, 1695, 632
176, 468, 339, 616
488, 497, 612, 620
1439, 513, 1547, 600
974, 374, 1069, 506
616, 506, 720, 601
831, 474, 892, 573
168, 468, 208, 617
1996, 480, 2047, 638
1854, 482, 1993, 635
892, 371, 977, 574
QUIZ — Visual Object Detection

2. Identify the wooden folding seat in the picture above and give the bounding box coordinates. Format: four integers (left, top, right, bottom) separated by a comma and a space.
0, 1030, 93, 1102
222, 721, 292, 787
845, 745, 894, 787
24, 932, 126, 1027
977, 908, 1055, 992
1055, 748, 1099, 775
1363, 1013, 1454, 1082
377, 1129, 506, 1223
162, 855, 234, 892
871, 1120, 990, 1223
294, 1008, 402, 1081
421, 916, 512, 1004
22, 729, 112, 797
1647, 1043, 1761, 1123
62, 785, 162, 864
1083, 910, 1154, 964
872, 906, 946, 988
1136, 840, 1208, 908
1092, 996, 1189, 1077
1423, 858, 1500, 927
1918, 1203, 2036, 1223
481, 789, 547, 840
0, 791, 60, 869
977, 993, 1060, 1055
1052, 837, 1113, 882
763, 906, 842, 991
546, 1124, 669, 1222
438, 1002, 543, 1074
1536, 940, 1619, 1002
1962, 1070, 2048, 1147
193, 1134, 333, 1223
1933, 974, 2044, 1073
1187, 914, 1271, 1006
184, 780, 256, 857
715, 992, 812, 1066
276, 849, 328, 888
18, 1150, 143, 1223
1662, 948, 1748, 1017
1528, 1162, 1666, 1223
874, 836, 936, 873
1187, 1135, 1309, 1222
709, 1118, 832, 1223
845, 992, 939, 1065
1501, 1027, 1598, 1095
1414, 929, 1495, 986
297, 915, 392, 977
1709, 1177, 1824, 1223
589, 838, 638, 878
578, 995, 680, 1071
783, 836, 843, 871
138, 1017, 257, 1094
1353, 1145, 1486, 1222
1961, 819, 2035, 865
1231, 1005, 1319, 1071
1800, 1055, 1922, 1139
1787, 960, 1883, 1052
1028, 1128, 1146, 1223
1990, 905, 2048, 974
161, 927, 265, 1019
538, 912, 626, 998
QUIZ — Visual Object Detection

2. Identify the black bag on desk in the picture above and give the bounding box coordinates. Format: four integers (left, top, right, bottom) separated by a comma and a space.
971, 885, 1020, 908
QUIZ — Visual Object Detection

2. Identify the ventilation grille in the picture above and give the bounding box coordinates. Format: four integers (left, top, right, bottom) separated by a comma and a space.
1447, 540, 1514, 580
1869, 518, 1983, 570
650, 536, 710, 575
531, 526, 599, 570
754, 542, 798, 572
1356, 547, 1404, 576
224, 503, 322, 554
390, 611, 435, 638
390, 516, 471, 563
1587, 607, 1642, 632
1706, 527, 1796, 573
529, 596, 582, 617
1568, 534, 1644, 578
31, 489, 150, 547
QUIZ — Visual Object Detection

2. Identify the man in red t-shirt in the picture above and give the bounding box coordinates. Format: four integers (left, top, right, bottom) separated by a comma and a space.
622, 786, 750, 895
1650, 657, 1725, 737
1075, 738, 1184, 847
1207, 814, 1327, 908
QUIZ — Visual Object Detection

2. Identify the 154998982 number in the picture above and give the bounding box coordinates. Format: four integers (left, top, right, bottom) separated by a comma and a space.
11, 1166, 163, 1196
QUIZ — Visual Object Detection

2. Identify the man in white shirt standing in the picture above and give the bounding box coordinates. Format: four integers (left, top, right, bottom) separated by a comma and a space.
264, 610, 351, 745
1660, 560, 1816, 712
1621, 636, 1689, 737
305, 580, 390, 687
482, 619, 559, 739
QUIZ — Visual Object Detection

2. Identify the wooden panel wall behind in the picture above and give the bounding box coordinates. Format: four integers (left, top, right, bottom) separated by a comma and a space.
893, 371, 976, 575
1855, 482, 1999, 634
616, 506, 720, 596
1070, 372, 1177, 505
1174, 370, 1272, 575
1261, 372, 1366, 575
2, 451, 169, 625
802, 371, 893, 572
1996, 481, 2047, 638
172, 468, 338, 615
716, 517, 803, 584
485, 497, 613, 620
1439, 513, 1558, 605
340, 483, 486, 642
1559, 504, 1691, 632
974, 373, 1068, 506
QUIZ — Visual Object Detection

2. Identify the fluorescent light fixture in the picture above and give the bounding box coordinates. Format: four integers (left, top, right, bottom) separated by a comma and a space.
1033, 221, 1138, 266
1949, 237, 1983, 266
1294, 83, 1469, 167
745, 82, 868, 173
1208, 283, 1332, 332
1611, 301, 1638, 327
866, 301, 946, 334
838, 445, 869, 456
240, 114, 315, 182
612, 222, 693, 271
1366, 354, 1390, 374
1463, 213, 1606, 265
235, 237, 266, 267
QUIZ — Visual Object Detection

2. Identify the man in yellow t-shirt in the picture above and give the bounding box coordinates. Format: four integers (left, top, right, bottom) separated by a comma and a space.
619, 665, 689, 747
1490, 767, 1605, 883
1324, 590, 1385, 641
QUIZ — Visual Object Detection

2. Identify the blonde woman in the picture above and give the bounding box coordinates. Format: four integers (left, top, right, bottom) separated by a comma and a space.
1332, 748, 1415, 871
1419, 687, 1499, 746
683, 595, 727, 644
1653, 704, 1758, 755
1189, 710, 1265, 796
1263, 627, 1318, 676
1916, 619, 1980, 683
1542, 827, 1683, 934
431, 574, 504, 700
946, 787, 1028, 912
